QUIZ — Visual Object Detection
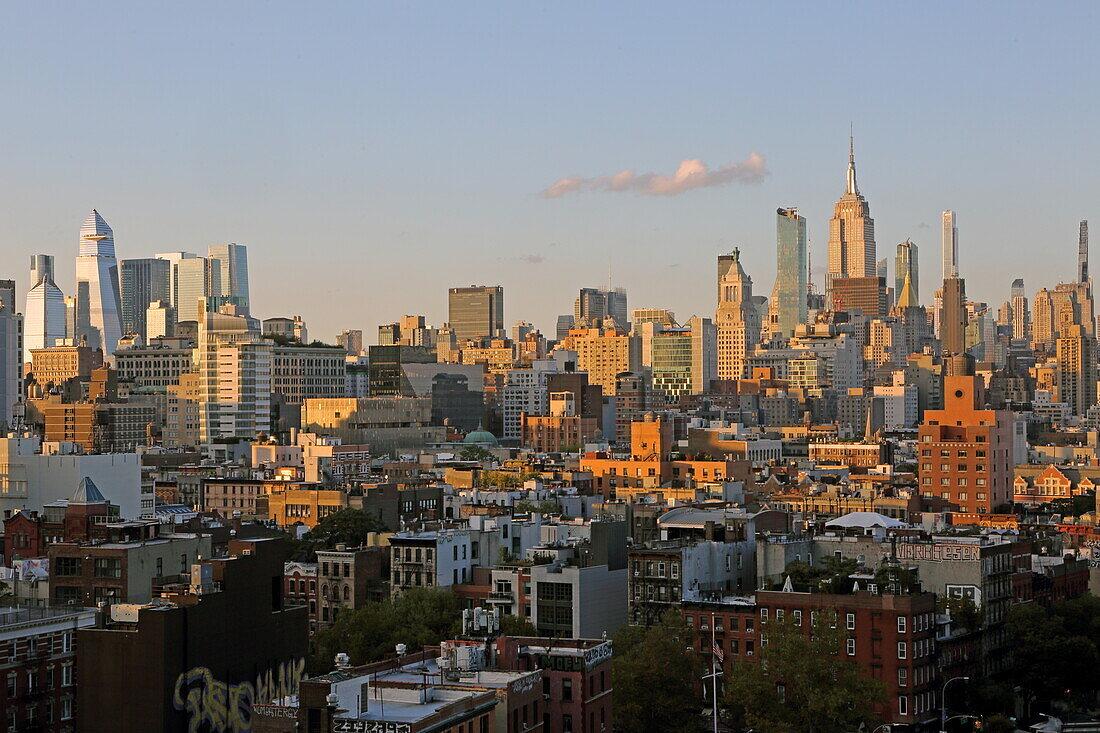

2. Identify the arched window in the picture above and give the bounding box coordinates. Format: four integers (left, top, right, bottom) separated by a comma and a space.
343, 586, 350, 601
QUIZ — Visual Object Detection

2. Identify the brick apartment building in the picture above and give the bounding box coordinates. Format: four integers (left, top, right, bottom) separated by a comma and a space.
918, 376, 1014, 514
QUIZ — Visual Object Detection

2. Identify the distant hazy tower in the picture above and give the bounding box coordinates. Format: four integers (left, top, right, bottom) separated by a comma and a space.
24, 255, 65, 363
895, 240, 919, 305
826, 137, 876, 299
74, 210, 123, 357
0, 281, 21, 429
448, 286, 504, 342
772, 207, 808, 337
940, 276, 968, 356
1079, 220, 1089, 283
715, 249, 761, 379
208, 243, 251, 313
942, 211, 959, 280
1011, 278, 1029, 341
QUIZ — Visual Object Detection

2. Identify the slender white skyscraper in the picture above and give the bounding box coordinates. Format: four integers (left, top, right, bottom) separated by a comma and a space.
23, 254, 65, 363
75, 210, 123, 357
942, 210, 958, 280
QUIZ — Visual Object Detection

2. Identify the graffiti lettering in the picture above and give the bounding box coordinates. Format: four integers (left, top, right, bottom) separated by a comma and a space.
172, 657, 305, 732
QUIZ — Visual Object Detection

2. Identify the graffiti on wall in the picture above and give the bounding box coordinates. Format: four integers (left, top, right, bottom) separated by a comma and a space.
173, 657, 306, 732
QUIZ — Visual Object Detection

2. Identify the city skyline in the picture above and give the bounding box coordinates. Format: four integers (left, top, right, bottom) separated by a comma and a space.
3, 3, 1100, 341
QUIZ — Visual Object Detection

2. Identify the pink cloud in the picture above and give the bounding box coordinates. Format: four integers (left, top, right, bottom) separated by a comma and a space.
541, 153, 768, 198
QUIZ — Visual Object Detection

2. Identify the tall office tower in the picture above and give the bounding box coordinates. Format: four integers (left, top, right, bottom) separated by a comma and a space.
208, 243, 250, 313
941, 211, 959, 280
1080, 221, 1089, 283
826, 137, 876, 299
772, 207, 808, 337
29, 254, 53, 289
1010, 279, 1029, 341
940, 276, 968, 356
555, 315, 575, 342
1056, 321, 1097, 417
448, 286, 504, 342
574, 287, 628, 329
74, 210, 123, 357
649, 316, 716, 403
172, 256, 219, 324
895, 240, 919, 306
119, 258, 171, 338
606, 289, 629, 329
155, 251, 198, 312
23, 255, 65, 363
64, 296, 77, 341
194, 305, 273, 441
337, 329, 364, 355
0, 281, 22, 429
1032, 288, 1056, 348
715, 249, 761, 379
574, 288, 606, 328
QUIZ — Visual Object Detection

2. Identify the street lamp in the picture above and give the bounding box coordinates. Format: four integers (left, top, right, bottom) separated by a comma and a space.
940, 676, 970, 733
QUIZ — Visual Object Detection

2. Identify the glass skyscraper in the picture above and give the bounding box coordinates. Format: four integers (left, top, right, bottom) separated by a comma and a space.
448, 286, 504, 342
895, 239, 918, 305
74, 210, 123, 357
208, 243, 250, 314
120, 258, 171, 338
24, 254, 65, 363
773, 207, 808, 337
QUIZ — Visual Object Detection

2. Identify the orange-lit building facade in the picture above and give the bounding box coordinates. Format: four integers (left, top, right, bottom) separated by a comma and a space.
580, 416, 752, 498
918, 376, 1014, 514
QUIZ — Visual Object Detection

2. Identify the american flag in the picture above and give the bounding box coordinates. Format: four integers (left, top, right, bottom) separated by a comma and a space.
712, 641, 724, 662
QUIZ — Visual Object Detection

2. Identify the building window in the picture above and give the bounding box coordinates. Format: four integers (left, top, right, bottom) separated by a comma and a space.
562, 679, 573, 701
846, 638, 855, 656
94, 559, 122, 576
897, 642, 907, 659
61, 664, 73, 687
898, 667, 908, 687
845, 613, 855, 630
898, 695, 908, 716
897, 616, 906, 634
55, 557, 81, 577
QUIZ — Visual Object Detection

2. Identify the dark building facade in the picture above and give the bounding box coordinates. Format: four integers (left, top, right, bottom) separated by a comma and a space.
76, 538, 308, 733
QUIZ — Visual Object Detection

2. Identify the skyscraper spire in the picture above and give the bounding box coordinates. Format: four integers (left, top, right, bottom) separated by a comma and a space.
846, 131, 858, 195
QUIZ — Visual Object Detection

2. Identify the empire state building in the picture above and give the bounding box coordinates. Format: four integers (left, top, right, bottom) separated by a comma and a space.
826, 138, 876, 300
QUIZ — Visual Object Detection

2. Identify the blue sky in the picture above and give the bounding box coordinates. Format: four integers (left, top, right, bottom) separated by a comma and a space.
2, 2, 1097, 339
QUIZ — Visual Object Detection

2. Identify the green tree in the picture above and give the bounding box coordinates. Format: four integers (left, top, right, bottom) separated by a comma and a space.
1050, 490, 1095, 517
1006, 595, 1100, 708
938, 595, 981, 632
780, 557, 860, 593
514, 500, 560, 515
722, 613, 886, 733
983, 713, 1018, 733
499, 615, 538, 636
459, 445, 495, 463
612, 614, 700, 733
292, 509, 388, 560
309, 588, 461, 674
